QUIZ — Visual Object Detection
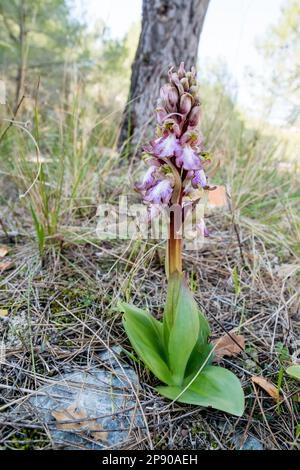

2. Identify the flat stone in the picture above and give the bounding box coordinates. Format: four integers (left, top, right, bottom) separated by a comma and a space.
233, 433, 264, 450
27, 347, 144, 449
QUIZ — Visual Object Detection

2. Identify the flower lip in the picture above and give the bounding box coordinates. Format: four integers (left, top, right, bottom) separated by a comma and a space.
151, 133, 180, 158
192, 169, 207, 188
144, 178, 174, 205
175, 144, 202, 170
135, 165, 158, 192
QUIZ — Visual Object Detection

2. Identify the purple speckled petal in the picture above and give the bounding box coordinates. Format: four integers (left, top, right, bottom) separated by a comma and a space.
142, 166, 157, 189
152, 134, 180, 158
192, 169, 207, 188
144, 179, 174, 205
175, 144, 202, 170
135, 165, 159, 192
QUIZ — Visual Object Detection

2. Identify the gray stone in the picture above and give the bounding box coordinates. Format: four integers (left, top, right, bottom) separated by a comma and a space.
27, 347, 145, 449
233, 433, 264, 450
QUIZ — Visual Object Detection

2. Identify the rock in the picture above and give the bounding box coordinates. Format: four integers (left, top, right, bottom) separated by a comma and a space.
233, 433, 264, 450
4, 311, 28, 348
27, 347, 144, 449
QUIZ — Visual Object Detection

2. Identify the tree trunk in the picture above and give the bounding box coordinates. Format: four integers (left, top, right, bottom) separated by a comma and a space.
118, 0, 210, 159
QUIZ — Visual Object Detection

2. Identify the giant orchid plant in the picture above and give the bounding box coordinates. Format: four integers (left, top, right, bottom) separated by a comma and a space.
121, 63, 245, 416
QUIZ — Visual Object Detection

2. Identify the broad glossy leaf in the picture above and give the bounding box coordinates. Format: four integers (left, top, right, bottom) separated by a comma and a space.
167, 281, 199, 385
286, 365, 300, 381
184, 309, 214, 379
121, 303, 173, 385
157, 365, 245, 417
163, 272, 183, 338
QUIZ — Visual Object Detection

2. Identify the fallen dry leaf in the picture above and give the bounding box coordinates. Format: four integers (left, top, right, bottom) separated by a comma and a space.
251, 376, 279, 401
0, 245, 9, 258
208, 185, 227, 208
52, 403, 108, 442
0, 260, 14, 273
0, 309, 8, 318
214, 332, 245, 361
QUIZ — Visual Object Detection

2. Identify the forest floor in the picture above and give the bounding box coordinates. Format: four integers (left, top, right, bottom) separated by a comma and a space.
0, 189, 299, 450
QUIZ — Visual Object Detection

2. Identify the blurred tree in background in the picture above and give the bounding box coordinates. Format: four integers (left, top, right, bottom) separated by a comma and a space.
0, 0, 84, 108
118, 0, 210, 157
258, 0, 300, 125
0, 0, 138, 124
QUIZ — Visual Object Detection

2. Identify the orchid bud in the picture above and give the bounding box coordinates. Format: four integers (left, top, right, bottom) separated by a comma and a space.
168, 67, 184, 93
186, 70, 197, 86
186, 71, 192, 83
160, 83, 172, 102
168, 86, 179, 108
160, 84, 178, 112
179, 93, 193, 115
178, 62, 186, 79
180, 77, 190, 91
155, 107, 167, 125
188, 105, 201, 127
189, 85, 199, 98
169, 71, 180, 86
176, 82, 185, 96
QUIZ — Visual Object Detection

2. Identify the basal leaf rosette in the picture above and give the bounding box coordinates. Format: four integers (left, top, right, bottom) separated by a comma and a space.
121, 273, 245, 417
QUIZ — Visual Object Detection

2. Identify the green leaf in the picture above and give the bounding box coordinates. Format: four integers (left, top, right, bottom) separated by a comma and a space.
167, 280, 199, 385
121, 303, 173, 385
277, 367, 284, 415
165, 274, 214, 380
286, 365, 300, 381
157, 365, 245, 417
163, 271, 183, 337
30, 205, 45, 257
184, 310, 214, 379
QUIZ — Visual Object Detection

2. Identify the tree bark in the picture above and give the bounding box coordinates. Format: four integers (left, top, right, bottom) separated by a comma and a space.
118, 0, 210, 159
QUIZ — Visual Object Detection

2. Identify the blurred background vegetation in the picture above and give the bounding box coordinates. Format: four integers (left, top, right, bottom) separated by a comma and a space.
0, 0, 299, 258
